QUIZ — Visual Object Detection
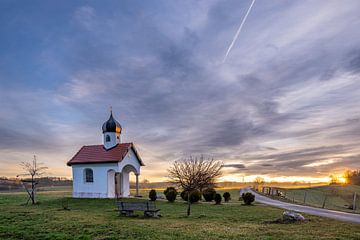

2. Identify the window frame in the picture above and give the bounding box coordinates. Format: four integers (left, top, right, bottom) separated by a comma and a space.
84, 168, 94, 183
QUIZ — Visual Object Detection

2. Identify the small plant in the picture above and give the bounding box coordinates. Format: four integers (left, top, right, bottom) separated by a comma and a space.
180, 190, 201, 203
60, 197, 70, 210
149, 189, 157, 201
223, 192, 231, 202
202, 188, 216, 202
214, 193, 222, 204
242, 192, 255, 205
164, 187, 177, 202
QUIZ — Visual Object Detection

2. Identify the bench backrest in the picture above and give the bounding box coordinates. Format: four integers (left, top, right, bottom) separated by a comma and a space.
117, 201, 157, 211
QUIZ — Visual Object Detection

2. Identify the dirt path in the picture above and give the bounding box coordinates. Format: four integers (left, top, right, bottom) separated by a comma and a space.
240, 188, 360, 224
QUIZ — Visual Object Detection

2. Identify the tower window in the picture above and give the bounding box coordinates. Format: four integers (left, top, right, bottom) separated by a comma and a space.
106, 135, 111, 142
84, 168, 93, 183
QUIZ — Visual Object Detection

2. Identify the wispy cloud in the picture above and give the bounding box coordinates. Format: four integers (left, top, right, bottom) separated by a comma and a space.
0, 0, 360, 181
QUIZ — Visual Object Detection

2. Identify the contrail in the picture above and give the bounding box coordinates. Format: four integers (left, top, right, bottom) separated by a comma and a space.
222, 0, 256, 63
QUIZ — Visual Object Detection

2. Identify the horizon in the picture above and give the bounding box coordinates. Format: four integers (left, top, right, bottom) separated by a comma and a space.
1, 0, 360, 183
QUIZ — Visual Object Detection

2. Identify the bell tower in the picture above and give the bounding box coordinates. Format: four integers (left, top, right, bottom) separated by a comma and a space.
102, 108, 122, 150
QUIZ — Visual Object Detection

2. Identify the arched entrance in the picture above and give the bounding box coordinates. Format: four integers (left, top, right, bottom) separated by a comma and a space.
121, 165, 139, 197
107, 169, 116, 198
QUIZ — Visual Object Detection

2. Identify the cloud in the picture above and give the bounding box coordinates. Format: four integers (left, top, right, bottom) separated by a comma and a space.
74, 6, 96, 31
0, 0, 360, 180
223, 163, 246, 169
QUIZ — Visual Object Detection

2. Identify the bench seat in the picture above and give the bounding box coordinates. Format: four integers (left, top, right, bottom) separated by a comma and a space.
116, 201, 160, 217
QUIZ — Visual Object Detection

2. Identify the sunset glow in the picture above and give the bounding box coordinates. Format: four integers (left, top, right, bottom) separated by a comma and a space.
0, 1, 360, 183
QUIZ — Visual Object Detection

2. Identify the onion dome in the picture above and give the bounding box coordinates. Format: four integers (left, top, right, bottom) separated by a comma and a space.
102, 111, 122, 134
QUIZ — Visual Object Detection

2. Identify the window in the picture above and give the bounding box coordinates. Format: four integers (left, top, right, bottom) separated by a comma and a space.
84, 168, 93, 183
106, 135, 111, 142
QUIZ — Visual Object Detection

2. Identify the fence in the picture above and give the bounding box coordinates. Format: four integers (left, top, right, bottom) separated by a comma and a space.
282, 187, 359, 213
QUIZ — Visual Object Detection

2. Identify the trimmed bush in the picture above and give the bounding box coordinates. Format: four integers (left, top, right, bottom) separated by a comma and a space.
164, 187, 176, 195
214, 193, 222, 204
223, 192, 231, 202
189, 190, 201, 203
164, 187, 177, 202
149, 189, 157, 201
180, 190, 201, 203
180, 190, 188, 201
202, 188, 216, 202
242, 192, 255, 205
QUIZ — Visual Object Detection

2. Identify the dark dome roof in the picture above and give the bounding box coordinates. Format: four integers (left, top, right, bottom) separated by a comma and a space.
102, 112, 122, 133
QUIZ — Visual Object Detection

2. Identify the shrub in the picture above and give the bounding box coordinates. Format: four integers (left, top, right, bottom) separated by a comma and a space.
202, 188, 216, 202
180, 190, 188, 201
164, 187, 177, 202
164, 187, 176, 195
180, 190, 201, 203
189, 190, 201, 203
223, 192, 231, 202
242, 192, 255, 205
214, 193, 222, 204
149, 189, 157, 201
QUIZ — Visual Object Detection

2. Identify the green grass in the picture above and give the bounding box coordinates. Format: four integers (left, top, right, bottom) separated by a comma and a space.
1, 190, 360, 240
280, 185, 360, 213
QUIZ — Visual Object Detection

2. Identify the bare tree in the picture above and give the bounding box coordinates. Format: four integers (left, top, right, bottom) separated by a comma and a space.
168, 155, 222, 216
18, 155, 48, 204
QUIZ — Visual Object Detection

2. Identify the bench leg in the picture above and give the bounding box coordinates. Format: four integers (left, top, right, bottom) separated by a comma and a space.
144, 211, 160, 217
121, 210, 134, 217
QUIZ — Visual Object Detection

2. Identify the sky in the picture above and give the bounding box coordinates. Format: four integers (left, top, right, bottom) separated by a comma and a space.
0, 0, 360, 182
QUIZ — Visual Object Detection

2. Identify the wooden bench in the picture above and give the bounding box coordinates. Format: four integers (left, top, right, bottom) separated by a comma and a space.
116, 201, 161, 217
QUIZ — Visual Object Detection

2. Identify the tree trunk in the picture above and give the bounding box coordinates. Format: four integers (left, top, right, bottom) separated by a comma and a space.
187, 191, 191, 216
31, 175, 35, 204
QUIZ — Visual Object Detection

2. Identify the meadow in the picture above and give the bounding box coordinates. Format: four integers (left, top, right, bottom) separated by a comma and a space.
1, 190, 360, 240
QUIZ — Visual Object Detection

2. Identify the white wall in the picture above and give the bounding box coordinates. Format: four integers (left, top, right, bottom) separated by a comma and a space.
119, 148, 141, 197
72, 163, 119, 198
103, 132, 120, 149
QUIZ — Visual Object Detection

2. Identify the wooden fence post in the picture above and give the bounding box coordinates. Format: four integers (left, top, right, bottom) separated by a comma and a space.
353, 192, 357, 211
303, 190, 307, 204
322, 194, 327, 208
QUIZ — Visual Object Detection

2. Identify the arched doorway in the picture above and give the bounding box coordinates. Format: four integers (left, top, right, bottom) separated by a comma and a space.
107, 169, 116, 198
121, 165, 139, 197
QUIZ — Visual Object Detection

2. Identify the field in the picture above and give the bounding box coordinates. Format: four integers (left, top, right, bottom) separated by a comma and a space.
1, 190, 360, 240
278, 184, 360, 213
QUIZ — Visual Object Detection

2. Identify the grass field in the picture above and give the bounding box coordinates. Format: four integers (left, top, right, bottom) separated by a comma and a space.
279, 184, 360, 213
1, 190, 360, 240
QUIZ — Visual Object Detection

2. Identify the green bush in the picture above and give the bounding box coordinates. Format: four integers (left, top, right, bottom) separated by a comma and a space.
189, 190, 201, 203
180, 190, 201, 203
223, 192, 231, 202
149, 189, 157, 201
180, 190, 188, 201
164, 187, 177, 202
242, 192, 255, 205
164, 187, 176, 195
214, 193, 222, 204
202, 188, 216, 202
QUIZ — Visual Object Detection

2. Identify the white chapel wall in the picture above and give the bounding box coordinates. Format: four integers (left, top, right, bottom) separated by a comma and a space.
72, 163, 119, 198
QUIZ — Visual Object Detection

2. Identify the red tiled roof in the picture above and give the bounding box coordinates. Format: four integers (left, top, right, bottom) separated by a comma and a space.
67, 143, 144, 166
